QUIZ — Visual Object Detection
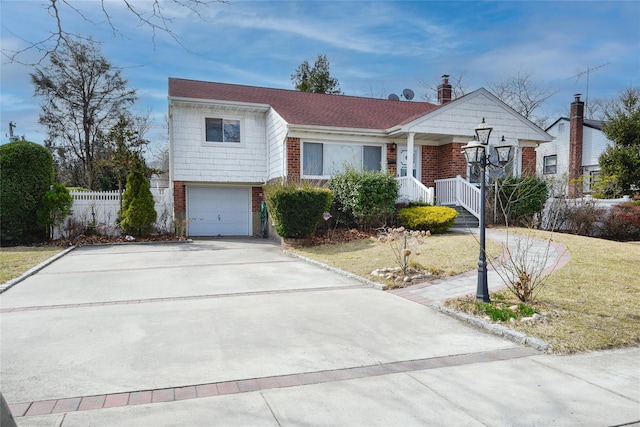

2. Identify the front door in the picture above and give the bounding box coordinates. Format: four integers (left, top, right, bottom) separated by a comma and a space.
397, 146, 420, 179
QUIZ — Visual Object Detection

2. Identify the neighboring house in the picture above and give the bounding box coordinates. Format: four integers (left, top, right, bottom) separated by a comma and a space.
536, 94, 612, 197
168, 76, 552, 237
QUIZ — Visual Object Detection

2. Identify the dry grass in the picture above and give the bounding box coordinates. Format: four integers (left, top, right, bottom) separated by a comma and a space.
291, 232, 502, 288
446, 229, 640, 354
0, 246, 64, 283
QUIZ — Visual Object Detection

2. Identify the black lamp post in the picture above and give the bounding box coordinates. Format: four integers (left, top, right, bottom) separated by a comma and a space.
461, 119, 513, 302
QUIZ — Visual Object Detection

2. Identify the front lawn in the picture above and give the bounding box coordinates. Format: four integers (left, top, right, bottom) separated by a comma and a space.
291, 231, 502, 288
0, 246, 65, 283
294, 228, 640, 354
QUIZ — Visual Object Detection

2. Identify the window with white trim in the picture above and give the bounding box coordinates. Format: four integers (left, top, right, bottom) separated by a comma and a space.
543, 155, 557, 174
302, 142, 382, 176
205, 117, 241, 143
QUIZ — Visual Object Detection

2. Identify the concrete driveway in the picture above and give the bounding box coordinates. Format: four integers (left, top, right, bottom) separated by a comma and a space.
1, 239, 638, 426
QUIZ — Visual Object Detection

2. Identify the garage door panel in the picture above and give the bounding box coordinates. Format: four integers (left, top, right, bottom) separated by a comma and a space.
187, 187, 250, 236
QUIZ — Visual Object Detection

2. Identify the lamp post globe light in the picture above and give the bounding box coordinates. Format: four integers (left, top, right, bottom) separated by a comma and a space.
461, 119, 513, 302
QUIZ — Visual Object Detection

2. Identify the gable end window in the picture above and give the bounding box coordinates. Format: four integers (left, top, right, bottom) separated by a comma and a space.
543, 155, 557, 174
205, 117, 241, 143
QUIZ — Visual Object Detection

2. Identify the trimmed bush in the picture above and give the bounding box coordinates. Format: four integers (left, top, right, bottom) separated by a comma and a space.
328, 167, 398, 230
120, 171, 157, 237
265, 183, 332, 238
397, 206, 457, 234
496, 176, 548, 226
0, 140, 54, 244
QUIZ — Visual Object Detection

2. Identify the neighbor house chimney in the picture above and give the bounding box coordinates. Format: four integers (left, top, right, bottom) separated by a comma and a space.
437, 74, 452, 105
568, 94, 584, 198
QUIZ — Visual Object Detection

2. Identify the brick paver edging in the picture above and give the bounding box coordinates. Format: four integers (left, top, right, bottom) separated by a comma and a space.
9, 346, 538, 418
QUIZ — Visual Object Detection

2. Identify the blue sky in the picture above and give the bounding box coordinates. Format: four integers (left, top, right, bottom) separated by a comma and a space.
1, 0, 639, 153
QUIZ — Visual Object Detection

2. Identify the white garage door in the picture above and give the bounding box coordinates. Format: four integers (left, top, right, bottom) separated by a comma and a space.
187, 187, 250, 236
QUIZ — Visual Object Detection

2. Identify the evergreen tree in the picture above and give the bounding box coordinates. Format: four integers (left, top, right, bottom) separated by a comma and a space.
291, 54, 341, 94
599, 87, 640, 196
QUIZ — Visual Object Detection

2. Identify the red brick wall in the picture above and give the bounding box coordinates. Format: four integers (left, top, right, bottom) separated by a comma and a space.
173, 181, 186, 214
286, 137, 300, 182
420, 143, 467, 188
521, 147, 537, 176
387, 143, 397, 176
251, 186, 263, 212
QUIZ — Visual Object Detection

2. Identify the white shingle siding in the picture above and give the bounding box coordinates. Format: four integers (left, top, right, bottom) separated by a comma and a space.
583, 126, 611, 167
171, 103, 267, 183
266, 108, 288, 181
404, 90, 550, 144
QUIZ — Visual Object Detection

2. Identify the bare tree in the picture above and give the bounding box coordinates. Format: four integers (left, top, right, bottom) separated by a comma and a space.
31, 38, 137, 189
419, 73, 468, 103
488, 71, 556, 128
2, 0, 223, 65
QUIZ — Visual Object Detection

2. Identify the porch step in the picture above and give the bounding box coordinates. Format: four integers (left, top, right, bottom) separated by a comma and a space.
450, 205, 479, 228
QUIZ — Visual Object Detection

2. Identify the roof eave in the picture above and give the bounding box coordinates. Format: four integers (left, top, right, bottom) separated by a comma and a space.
169, 96, 271, 112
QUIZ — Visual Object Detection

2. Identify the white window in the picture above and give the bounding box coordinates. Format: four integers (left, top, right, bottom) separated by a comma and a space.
543, 155, 557, 174
586, 170, 601, 192
205, 117, 241, 143
302, 142, 382, 177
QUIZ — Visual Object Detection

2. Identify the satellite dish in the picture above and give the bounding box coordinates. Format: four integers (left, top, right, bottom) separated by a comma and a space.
388, 94, 400, 101
402, 88, 415, 100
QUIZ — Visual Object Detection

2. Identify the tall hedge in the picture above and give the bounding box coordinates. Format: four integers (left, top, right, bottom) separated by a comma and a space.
265, 183, 332, 238
0, 140, 54, 244
119, 171, 157, 237
328, 167, 398, 229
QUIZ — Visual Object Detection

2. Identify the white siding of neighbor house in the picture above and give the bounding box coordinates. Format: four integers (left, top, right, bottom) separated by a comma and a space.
536, 119, 612, 179
537, 120, 570, 178
266, 108, 288, 182
404, 90, 550, 145
583, 126, 611, 167
171, 102, 267, 183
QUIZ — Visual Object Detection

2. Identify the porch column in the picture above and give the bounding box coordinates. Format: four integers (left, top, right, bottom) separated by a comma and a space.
407, 132, 415, 178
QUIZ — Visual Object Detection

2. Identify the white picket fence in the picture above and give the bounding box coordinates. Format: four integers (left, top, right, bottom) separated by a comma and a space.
54, 188, 173, 239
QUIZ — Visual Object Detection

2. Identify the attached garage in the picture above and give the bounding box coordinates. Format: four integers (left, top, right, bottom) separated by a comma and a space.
187, 186, 251, 236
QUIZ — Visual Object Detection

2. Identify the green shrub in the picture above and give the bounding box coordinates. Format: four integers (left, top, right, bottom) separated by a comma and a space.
0, 140, 54, 244
397, 206, 457, 234
265, 183, 332, 239
328, 167, 398, 229
496, 176, 548, 226
37, 183, 73, 240
119, 172, 157, 237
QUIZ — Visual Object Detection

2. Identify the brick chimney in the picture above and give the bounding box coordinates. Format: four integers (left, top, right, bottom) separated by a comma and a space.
568, 94, 584, 198
437, 74, 452, 105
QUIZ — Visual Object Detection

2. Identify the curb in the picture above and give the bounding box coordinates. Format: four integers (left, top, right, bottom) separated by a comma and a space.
0, 246, 77, 294
432, 303, 551, 352
282, 250, 387, 290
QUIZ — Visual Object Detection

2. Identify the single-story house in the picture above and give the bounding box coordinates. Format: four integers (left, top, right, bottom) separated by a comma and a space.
536, 94, 612, 197
168, 75, 552, 237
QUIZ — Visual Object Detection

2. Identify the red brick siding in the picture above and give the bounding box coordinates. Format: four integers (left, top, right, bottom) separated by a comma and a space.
387, 143, 397, 176
286, 137, 300, 182
251, 187, 264, 212
173, 181, 186, 214
420, 143, 467, 188
521, 147, 537, 176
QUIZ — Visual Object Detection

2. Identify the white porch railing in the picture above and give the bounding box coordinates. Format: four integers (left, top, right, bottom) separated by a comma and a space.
396, 176, 434, 205
434, 175, 481, 219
